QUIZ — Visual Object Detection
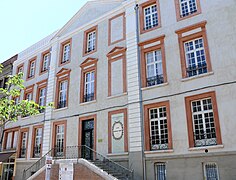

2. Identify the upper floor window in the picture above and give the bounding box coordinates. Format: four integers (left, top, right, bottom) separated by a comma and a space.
27, 57, 36, 79
176, 21, 212, 79
139, 0, 161, 34
80, 58, 97, 103
24, 85, 34, 101
83, 26, 98, 56
17, 63, 24, 74
175, 0, 201, 21
185, 91, 222, 148
144, 101, 172, 151
58, 80, 68, 108
59, 39, 72, 65
203, 163, 219, 180
84, 71, 95, 102
139, 35, 167, 88
40, 50, 50, 74
155, 163, 166, 180
55, 68, 71, 109
36, 79, 47, 113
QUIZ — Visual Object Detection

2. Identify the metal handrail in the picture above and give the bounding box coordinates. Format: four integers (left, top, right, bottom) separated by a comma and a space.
23, 145, 133, 180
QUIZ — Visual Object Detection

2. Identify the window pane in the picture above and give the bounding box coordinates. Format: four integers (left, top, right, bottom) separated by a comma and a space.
155, 163, 166, 180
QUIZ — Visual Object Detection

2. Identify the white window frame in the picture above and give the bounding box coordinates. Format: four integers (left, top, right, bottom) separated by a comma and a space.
39, 88, 46, 106
203, 162, 219, 180
26, 93, 32, 101
146, 50, 163, 78
12, 131, 18, 149
6, 132, 12, 149
144, 4, 158, 30
29, 61, 35, 77
191, 98, 217, 147
84, 71, 95, 96
184, 37, 207, 77
149, 107, 168, 150
62, 43, 70, 63
42, 53, 50, 71
87, 31, 96, 53
155, 162, 166, 180
59, 80, 68, 106
55, 125, 64, 155
34, 128, 42, 157
179, 0, 198, 17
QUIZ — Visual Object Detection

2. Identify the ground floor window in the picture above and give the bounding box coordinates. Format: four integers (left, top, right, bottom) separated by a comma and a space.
155, 162, 166, 180
204, 163, 219, 180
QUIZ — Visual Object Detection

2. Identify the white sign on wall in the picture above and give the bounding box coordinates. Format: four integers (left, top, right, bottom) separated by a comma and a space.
59, 163, 73, 180
111, 113, 125, 153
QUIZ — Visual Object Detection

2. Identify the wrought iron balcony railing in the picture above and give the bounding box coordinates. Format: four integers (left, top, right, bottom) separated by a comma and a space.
33, 146, 41, 158
150, 138, 168, 150
57, 100, 67, 109
194, 131, 217, 147
83, 93, 94, 102
146, 75, 164, 87
186, 63, 207, 77
20, 148, 26, 158
23, 145, 133, 180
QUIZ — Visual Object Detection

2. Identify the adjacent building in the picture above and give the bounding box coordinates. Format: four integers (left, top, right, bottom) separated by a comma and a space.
1, 0, 236, 179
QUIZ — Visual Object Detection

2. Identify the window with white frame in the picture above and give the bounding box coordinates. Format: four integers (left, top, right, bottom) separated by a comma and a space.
25, 92, 32, 101
144, 4, 159, 30
146, 50, 164, 86
34, 128, 42, 157
18, 66, 23, 74
42, 53, 50, 72
20, 132, 27, 158
84, 71, 95, 102
6, 132, 12, 150
62, 43, 70, 63
12, 131, 18, 149
58, 81, 67, 108
184, 37, 207, 77
204, 163, 219, 180
29, 61, 35, 78
14, 97, 20, 104
39, 88, 46, 106
179, 0, 198, 17
155, 163, 166, 180
55, 125, 64, 156
87, 31, 96, 53
191, 98, 217, 147
149, 107, 168, 150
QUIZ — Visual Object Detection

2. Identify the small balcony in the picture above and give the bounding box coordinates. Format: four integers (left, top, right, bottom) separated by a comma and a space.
33, 146, 41, 158
57, 100, 67, 109
194, 131, 217, 147
83, 93, 94, 103
186, 63, 207, 77
20, 148, 26, 158
150, 139, 168, 151
146, 75, 164, 87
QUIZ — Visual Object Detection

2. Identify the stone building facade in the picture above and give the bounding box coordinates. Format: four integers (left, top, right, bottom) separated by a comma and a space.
1, 0, 236, 179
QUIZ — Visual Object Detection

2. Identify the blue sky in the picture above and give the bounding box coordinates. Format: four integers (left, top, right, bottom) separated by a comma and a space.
0, 0, 87, 63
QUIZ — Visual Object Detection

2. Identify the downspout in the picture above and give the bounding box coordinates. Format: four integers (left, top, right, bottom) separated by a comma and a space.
134, 3, 147, 180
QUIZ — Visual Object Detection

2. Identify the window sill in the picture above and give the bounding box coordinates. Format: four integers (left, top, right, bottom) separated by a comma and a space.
80, 100, 97, 106
53, 107, 68, 112
181, 71, 214, 82
107, 92, 127, 99
144, 149, 174, 154
141, 82, 169, 91
188, 144, 224, 151
107, 152, 129, 157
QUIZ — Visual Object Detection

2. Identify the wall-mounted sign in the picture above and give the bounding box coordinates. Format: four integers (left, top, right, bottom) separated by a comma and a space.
112, 121, 124, 140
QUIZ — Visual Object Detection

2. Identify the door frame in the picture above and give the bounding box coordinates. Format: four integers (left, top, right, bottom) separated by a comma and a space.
78, 115, 97, 151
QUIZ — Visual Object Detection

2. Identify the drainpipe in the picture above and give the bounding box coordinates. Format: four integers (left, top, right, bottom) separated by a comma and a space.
134, 3, 147, 180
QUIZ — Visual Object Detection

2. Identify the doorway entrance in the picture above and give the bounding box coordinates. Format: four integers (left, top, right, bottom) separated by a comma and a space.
82, 119, 94, 159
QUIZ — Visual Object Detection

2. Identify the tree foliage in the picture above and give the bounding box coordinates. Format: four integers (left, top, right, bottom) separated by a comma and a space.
0, 65, 50, 126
